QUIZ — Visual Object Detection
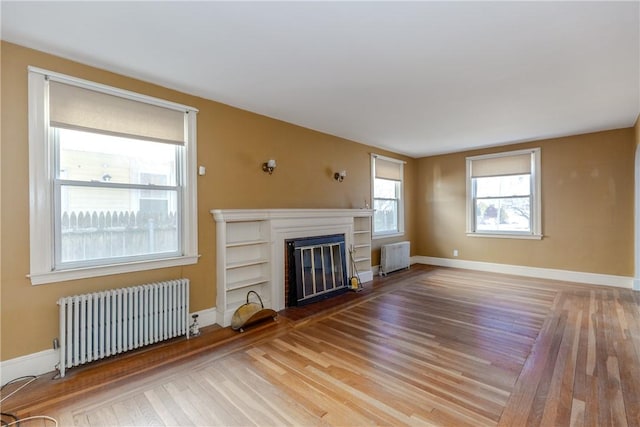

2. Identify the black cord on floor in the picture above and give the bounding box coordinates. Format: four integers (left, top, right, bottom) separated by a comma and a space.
1, 376, 36, 390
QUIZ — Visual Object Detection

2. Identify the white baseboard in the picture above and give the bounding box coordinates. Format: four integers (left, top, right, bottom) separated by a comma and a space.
372, 265, 380, 277
372, 261, 420, 278
359, 270, 374, 283
191, 307, 217, 329
0, 349, 58, 386
1, 307, 218, 386
634, 278, 640, 291
413, 256, 634, 289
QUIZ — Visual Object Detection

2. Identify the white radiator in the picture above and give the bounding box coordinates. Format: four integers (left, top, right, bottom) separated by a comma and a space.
380, 241, 410, 276
57, 279, 190, 377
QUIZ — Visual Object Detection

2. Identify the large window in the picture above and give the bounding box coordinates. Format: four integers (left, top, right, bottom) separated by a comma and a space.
371, 154, 404, 237
28, 68, 199, 284
466, 148, 542, 239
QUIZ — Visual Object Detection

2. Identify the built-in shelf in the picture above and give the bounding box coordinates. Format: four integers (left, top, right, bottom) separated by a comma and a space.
226, 239, 269, 248
213, 217, 271, 327
226, 258, 269, 269
352, 215, 372, 277
226, 276, 270, 291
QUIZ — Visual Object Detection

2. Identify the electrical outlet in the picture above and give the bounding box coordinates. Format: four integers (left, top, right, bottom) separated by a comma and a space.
453, 249, 459, 257
53, 338, 59, 350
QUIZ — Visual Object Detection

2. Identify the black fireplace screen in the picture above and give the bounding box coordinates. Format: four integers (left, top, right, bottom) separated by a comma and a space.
287, 234, 348, 306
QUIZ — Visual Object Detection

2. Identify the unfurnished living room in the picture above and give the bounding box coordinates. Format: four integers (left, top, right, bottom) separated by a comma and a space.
1, 1, 639, 426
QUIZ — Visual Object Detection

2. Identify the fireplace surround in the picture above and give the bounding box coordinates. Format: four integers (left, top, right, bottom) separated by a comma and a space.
211, 209, 373, 326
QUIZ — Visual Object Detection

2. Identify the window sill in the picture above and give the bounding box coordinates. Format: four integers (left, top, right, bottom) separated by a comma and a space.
29, 255, 199, 285
373, 231, 405, 240
466, 232, 543, 240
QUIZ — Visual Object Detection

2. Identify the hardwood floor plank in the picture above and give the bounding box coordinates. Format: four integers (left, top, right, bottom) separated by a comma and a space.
142, 387, 182, 426
497, 293, 564, 427
570, 398, 586, 427
528, 298, 571, 426
595, 292, 615, 427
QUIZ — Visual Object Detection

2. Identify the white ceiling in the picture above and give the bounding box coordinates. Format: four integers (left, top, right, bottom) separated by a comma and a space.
2, 1, 639, 157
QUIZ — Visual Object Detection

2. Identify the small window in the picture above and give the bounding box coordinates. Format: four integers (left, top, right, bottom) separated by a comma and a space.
466, 148, 542, 239
371, 154, 404, 237
28, 67, 199, 284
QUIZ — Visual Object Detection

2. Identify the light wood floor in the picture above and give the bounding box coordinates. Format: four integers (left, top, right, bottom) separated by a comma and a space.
2, 266, 639, 426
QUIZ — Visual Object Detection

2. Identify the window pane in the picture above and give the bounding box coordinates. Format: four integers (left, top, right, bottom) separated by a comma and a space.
374, 178, 398, 198
59, 185, 179, 264
374, 199, 398, 233
475, 174, 530, 198
475, 196, 531, 232
57, 128, 177, 185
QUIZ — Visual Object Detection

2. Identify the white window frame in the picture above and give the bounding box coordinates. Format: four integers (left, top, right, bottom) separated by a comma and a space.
28, 67, 199, 284
466, 148, 542, 239
371, 154, 405, 239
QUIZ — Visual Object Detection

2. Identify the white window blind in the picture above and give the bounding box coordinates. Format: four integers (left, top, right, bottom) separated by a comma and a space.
470, 153, 531, 178
49, 80, 186, 145
374, 157, 403, 181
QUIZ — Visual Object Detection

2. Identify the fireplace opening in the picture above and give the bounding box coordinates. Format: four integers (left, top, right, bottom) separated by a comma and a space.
286, 234, 348, 306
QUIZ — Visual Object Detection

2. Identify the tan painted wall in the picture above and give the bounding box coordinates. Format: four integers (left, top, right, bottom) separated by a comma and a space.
416, 129, 635, 276
0, 42, 414, 361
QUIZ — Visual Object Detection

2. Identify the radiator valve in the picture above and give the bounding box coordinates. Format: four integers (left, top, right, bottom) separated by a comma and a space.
190, 314, 201, 337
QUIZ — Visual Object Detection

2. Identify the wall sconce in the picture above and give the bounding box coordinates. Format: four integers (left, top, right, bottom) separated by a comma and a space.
262, 159, 276, 175
334, 170, 347, 182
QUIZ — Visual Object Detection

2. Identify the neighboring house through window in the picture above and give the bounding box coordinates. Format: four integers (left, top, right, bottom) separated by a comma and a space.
28, 67, 199, 284
466, 148, 542, 239
371, 154, 404, 237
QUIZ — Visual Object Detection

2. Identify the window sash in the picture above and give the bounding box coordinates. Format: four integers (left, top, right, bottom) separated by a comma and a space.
373, 198, 399, 234
54, 180, 183, 269
373, 177, 401, 198
56, 196, 182, 268
473, 194, 532, 233
474, 174, 531, 198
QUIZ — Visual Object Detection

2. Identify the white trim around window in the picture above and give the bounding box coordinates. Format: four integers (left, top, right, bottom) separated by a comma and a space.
28, 67, 199, 285
466, 148, 542, 239
371, 153, 405, 239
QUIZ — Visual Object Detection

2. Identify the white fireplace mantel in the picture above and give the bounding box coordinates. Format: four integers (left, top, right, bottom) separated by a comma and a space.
211, 208, 373, 326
